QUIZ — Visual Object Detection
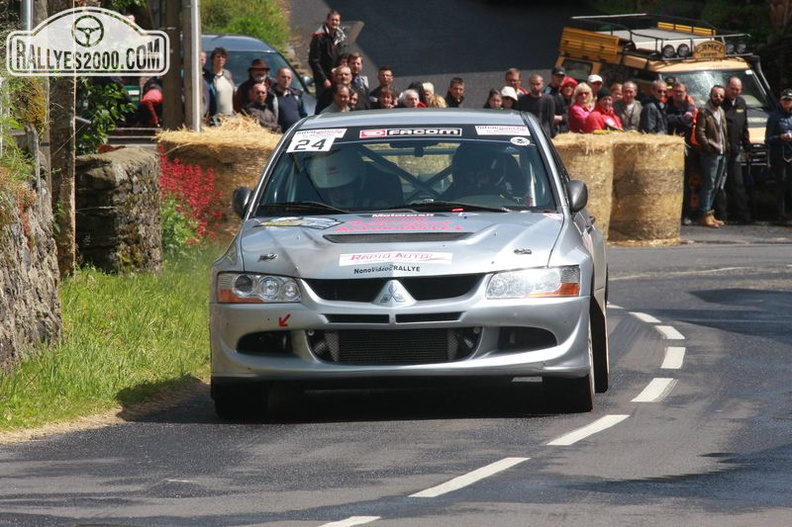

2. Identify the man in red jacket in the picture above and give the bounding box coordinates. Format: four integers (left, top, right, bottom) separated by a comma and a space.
584, 88, 623, 133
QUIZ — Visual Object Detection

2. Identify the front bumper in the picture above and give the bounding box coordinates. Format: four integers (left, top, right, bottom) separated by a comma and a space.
210, 292, 592, 382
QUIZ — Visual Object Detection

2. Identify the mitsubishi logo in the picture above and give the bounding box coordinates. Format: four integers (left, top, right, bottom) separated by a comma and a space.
380, 282, 405, 303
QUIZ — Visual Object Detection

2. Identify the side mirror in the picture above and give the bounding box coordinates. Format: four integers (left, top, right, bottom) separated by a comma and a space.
302, 75, 314, 87
567, 180, 588, 213
232, 187, 252, 219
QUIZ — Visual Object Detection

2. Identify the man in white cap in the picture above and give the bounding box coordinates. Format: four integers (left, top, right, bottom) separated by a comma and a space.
500, 86, 519, 110
587, 74, 604, 101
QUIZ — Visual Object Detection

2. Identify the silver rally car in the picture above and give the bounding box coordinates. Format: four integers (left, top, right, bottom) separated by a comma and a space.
210, 108, 609, 417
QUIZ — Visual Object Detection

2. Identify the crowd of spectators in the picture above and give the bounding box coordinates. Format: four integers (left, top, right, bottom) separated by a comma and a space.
193, 8, 792, 225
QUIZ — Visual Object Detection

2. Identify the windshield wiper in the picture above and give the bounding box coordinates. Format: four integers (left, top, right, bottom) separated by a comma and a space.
263, 201, 351, 215
406, 200, 512, 213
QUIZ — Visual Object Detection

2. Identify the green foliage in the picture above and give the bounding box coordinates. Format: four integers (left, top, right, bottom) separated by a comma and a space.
75, 78, 136, 155
202, 0, 290, 49
0, 244, 221, 431
700, 0, 772, 44
0, 81, 35, 186
101, 0, 147, 12
160, 195, 199, 258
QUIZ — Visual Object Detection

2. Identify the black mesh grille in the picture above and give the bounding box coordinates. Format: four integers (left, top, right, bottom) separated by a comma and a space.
309, 328, 480, 365
325, 314, 390, 324
306, 275, 482, 302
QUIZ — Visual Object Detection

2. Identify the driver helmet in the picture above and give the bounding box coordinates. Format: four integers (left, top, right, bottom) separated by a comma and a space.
308, 149, 365, 207
451, 143, 505, 192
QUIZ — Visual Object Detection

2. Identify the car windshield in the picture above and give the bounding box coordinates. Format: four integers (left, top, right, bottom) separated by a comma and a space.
253, 131, 558, 215
673, 69, 773, 111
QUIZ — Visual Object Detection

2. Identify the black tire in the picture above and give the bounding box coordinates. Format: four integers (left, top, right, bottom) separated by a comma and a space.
212, 380, 270, 420
591, 299, 610, 393
543, 321, 595, 413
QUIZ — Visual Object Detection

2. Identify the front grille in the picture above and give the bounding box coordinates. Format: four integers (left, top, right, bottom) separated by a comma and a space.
325, 314, 389, 324
324, 313, 462, 324
305, 275, 482, 302
395, 312, 462, 323
308, 328, 481, 365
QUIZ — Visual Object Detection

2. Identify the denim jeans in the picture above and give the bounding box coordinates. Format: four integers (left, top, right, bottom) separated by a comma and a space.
698, 151, 726, 216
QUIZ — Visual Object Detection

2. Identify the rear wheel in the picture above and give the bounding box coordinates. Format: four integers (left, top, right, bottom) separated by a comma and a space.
212, 380, 270, 420
543, 320, 595, 413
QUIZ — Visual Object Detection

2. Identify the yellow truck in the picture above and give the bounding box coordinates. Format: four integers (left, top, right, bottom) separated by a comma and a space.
555, 13, 776, 181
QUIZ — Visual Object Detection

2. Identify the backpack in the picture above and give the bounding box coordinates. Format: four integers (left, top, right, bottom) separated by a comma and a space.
688, 107, 701, 150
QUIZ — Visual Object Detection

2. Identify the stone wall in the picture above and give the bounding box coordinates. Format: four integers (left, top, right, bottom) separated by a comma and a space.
75, 148, 162, 273
0, 180, 62, 370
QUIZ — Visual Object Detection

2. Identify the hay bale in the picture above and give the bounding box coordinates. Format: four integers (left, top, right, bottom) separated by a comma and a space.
157, 116, 282, 237
552, 133, 615, 239
609, 134, 685, 243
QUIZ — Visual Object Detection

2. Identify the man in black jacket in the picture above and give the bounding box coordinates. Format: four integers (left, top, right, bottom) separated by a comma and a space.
719, 76, 753, 223
639, 80, 669, 134
309, 10, 347, 98
516, 74, 556, 138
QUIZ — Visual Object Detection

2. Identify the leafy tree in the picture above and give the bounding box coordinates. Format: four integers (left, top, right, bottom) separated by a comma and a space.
201, 0, 289, 49
75, 78, 136, 155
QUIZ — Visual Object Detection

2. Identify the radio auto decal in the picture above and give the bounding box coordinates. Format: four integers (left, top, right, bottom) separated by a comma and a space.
332, 216, 465, 233
339, 251, 453, 266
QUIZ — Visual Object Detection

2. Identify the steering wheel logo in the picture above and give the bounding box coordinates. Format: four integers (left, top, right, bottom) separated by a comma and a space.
72, 15, 105, 48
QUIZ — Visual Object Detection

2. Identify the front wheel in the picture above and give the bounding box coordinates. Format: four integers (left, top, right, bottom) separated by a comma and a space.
543, 321, 595, 413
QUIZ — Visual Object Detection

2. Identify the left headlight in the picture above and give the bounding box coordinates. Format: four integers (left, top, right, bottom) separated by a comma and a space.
216, 273, 301, 304
486, 266, 581, 299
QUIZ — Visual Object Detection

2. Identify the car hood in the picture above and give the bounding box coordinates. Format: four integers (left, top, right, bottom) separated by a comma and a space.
236, 212, 566, 278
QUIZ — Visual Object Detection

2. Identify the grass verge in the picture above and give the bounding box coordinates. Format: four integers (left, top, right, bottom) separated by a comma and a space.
0, 243, 224, 433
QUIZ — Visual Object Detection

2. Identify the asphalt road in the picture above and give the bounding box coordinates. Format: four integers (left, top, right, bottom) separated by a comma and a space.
1, 225, 791, 525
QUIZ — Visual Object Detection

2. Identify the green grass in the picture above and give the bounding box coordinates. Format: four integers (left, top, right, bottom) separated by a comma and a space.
0, 244, 224, 432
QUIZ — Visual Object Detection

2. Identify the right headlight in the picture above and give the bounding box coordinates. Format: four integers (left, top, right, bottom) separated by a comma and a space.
216, 273, 301, 304
486, 266, 581, 299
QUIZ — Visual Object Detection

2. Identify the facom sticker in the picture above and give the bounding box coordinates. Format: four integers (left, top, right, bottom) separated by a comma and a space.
287, 129, 346, 152
359, 128, 462, 138
360, 129, 387, 138
475, 125, 530, 136
339, 251, 453, 266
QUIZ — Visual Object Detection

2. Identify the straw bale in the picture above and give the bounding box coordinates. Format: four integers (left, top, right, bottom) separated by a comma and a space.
157, 116, 282, 238
609, 193, 682, 242
552, 133, 615, 239
609, 134, 685, 243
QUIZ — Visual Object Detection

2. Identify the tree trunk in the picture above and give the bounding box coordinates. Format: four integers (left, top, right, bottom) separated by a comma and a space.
47, 0, 76, 276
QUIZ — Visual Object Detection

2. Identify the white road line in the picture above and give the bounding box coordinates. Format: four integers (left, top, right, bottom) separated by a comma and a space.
656, 325, 685, 340
630, 311, 660, 323
631, 378, 678, 403
409, 457, 529, 498
319, 517, 381, 527
547, 414, 630, 446
661, 346, 686, 369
